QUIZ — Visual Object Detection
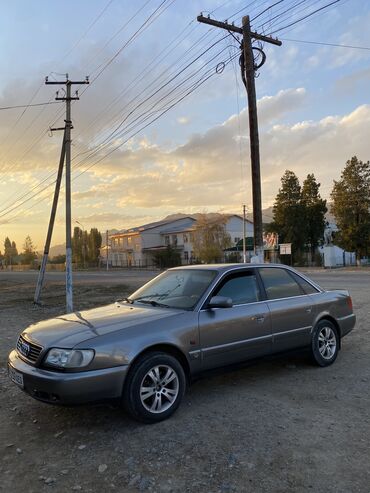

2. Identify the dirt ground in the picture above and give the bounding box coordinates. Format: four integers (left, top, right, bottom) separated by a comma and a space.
1, 269, 370, 493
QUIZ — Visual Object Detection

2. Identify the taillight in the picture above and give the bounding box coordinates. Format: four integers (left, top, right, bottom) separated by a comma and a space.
347, 296, 353, 312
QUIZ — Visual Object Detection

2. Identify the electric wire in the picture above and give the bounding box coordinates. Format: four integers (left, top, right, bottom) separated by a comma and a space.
56, 0, 115, 66
0, 0, 117, 171
0, 30, 209, 217
0, 0, 160, 178
1, 0, 346, 221
0, 41, 238, 220
281, 38, 370, 51
269, 0, 341, 35
0, 0, 173, 205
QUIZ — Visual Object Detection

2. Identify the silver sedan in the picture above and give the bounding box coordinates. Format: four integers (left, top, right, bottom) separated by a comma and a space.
8, 264, 355, 423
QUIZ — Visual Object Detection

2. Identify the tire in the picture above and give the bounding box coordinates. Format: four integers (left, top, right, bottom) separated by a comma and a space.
311, 319, 339, 367
123, 351, 186, 424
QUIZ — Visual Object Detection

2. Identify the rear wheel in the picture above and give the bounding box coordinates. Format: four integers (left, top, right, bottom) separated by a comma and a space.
311, 319, 339, 367
123, 352, 186, 423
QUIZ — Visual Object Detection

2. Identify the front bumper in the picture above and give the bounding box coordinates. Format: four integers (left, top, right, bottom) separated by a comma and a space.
8, 350, 129, 405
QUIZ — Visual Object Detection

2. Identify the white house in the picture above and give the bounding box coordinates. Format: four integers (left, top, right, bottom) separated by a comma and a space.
105, 214, 254, 267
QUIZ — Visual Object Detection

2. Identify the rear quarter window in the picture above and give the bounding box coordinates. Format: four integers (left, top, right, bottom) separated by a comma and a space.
288, 271, 319, 294
259, 267, 303, 300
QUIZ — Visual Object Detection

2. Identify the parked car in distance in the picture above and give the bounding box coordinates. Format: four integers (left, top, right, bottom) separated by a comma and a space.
8, 264, 355, 423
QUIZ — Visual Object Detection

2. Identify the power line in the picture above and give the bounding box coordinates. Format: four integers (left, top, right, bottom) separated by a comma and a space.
0, 0, 117, 168
269, 0, 341, 35
0, 2, 186, 216
57, 0, 115, 66
86, 0, 172, 85
281, 38, 370, 51
251, 0, 285, 22
254, 0, 308, 31
74, 34, 229, 162
0, 101, 62, 111
0, 45, 237, 220
0, 0, 170, 186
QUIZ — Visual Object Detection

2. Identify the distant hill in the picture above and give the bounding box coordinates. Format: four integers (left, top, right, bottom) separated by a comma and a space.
48, 243, 65, 257
164, 208, 275, 224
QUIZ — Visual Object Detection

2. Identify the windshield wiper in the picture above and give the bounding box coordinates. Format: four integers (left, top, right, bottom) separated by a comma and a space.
116, 297, 134, 304
133, 294, 164, 301
135, 299, 170, 308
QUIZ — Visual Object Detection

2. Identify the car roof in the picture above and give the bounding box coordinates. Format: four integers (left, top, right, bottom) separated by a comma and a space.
169, 263, 293, 273
168, 263, 323, 293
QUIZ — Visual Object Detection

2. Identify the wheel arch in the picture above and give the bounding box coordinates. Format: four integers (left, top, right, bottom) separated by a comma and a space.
127, 343, 191, 382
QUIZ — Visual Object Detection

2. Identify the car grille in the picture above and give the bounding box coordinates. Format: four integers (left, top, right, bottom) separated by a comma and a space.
16, 335, 43, 364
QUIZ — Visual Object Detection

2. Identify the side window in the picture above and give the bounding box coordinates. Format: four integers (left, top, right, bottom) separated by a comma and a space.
288, 271, 319, 294
214, 272, 260, 305
259, 268, 303, 300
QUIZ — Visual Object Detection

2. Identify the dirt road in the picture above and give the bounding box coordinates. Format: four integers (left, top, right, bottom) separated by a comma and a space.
1, 269, 369, 492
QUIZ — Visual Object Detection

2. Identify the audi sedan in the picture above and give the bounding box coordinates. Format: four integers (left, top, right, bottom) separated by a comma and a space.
8, 264, 355, 423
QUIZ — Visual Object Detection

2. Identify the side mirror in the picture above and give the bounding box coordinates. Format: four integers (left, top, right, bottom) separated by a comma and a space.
208, 296, 233, 309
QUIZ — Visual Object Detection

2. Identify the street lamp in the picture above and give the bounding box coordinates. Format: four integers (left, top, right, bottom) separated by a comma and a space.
75, 220, 86, 269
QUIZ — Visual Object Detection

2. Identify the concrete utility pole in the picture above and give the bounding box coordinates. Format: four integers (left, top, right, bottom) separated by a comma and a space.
197, 14, 281, 262
34, 129, 66, 305
45, 75, 89, 312
242, 204, 246, 263
106, 230, 109, 271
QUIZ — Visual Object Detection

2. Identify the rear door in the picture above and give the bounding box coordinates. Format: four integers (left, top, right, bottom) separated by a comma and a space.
258, 267, 316, 352
199, 269, 272, 370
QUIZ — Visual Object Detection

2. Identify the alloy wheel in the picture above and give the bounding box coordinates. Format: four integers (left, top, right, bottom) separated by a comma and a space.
318, 326, 337, 360
140, 365, 179, 414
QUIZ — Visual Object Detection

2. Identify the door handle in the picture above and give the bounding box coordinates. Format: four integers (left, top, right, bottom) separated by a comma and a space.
305, 307, 312, 313
251, 315, 265, 323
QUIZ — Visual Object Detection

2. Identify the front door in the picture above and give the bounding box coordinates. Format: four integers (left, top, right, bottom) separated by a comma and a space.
199, 270, 272, 370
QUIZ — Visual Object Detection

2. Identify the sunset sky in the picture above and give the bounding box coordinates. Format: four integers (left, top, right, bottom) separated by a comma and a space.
1, 0, 370, 253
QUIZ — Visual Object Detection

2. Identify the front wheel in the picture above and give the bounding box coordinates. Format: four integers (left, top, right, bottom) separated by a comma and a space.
123, 352, 186, 423
311, 320, 339, 367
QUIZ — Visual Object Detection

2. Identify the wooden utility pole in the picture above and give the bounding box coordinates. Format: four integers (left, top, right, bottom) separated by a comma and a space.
45, 75, 89, 312
197, 14, 281, 262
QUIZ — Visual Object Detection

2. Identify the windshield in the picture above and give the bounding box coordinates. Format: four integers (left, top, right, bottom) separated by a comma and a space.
128, 269, 218, 310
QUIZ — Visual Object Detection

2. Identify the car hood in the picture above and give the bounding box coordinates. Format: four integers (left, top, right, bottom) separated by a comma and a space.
23, 302, 183, 349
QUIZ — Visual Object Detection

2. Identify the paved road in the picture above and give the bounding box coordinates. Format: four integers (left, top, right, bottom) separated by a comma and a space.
1, 266, 368, 289
0, 269, 158, 285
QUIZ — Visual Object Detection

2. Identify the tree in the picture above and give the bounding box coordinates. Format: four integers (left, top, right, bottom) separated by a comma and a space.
301, 174, 327, 261
192, 214, 231, 263
73, 227, 102, 267
87, 228, 102, 266
20, 236, 37, 265
49, 254, 66, 264
11, 241, 18, 257
153, 246, 181, 269
4, 237, 18, 265
270, 170, 306, 256
72, 227, 83, 266
331, 156, 370, 261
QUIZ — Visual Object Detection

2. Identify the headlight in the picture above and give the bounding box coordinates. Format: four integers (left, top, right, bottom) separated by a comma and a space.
44, 348, 94, 369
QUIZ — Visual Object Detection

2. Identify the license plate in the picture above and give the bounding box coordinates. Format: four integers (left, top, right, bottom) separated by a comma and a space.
8, 365, 24, 388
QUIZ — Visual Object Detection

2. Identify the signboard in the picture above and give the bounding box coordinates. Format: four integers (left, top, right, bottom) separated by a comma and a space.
263, 232, 279, 250
280, 243, 292, 255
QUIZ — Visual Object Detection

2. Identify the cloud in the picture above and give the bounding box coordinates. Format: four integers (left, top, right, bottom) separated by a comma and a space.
177, 116, 190, 125
72, 90, 370, 218
4, 85, 370, 242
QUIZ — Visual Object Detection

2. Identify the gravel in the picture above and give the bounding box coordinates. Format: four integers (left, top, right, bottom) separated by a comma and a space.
1, 269, 370, 492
